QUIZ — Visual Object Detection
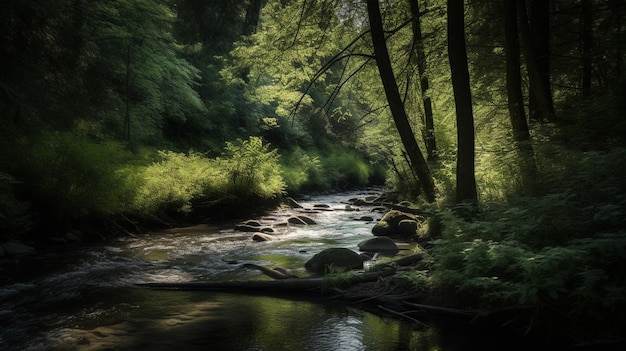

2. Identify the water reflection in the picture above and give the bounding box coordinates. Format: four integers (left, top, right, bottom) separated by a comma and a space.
39, 290, 440, 351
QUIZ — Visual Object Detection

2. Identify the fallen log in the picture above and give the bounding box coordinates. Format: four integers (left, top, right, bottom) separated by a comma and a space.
136, 268, 396, 292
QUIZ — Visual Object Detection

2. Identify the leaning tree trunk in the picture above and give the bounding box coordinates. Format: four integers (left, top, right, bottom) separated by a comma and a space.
447, 0, 477, 206
408, 0, 438, 161
366, 0, 436, 203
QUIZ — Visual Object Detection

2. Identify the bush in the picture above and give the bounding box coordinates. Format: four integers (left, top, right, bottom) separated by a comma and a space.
219, 136, 285, 199
129, 150, 224, 215
9, 131, 133, 232
130, 136, 285, 217
280, 147, 325, 193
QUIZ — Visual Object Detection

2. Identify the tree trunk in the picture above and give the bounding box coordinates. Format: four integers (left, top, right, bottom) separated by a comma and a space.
528, 0, 552, 122
504, 0, 530, 142
581, 0, 593, 97
244, 0, 263, 36
504, 0, 538, 196
137, 268, 397, 292
518, 0, 557, 122
408, 0, 438, 161
366, 0, 436, 203
447, 0, 477, 206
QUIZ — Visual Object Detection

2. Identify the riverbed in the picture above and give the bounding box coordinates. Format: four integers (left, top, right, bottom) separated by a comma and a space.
0, 189, 470, 350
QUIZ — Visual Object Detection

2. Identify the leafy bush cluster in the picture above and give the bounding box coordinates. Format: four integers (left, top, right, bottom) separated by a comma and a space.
430, 147, 626, 325
129, 136, 285, 217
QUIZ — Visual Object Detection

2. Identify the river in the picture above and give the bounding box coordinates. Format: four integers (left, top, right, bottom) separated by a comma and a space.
1, 189, 474, 350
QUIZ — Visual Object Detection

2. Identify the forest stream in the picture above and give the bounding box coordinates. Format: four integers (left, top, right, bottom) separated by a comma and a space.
1, 189, 522, 350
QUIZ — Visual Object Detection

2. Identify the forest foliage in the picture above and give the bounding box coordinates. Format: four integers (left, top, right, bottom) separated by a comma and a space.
1, 0, 625, 337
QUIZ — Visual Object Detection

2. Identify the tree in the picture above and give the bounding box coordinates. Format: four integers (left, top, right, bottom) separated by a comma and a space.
504, 0, 537, 195
366, 0, 436, 203
504, 0, 530, 143
581, 0, 593, 97
447, 0, 477, 206
517, 0, 556, 122
408, 0, 438, 161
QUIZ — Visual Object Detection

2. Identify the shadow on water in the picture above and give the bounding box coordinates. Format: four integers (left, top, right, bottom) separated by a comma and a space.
38, 288, 444, 351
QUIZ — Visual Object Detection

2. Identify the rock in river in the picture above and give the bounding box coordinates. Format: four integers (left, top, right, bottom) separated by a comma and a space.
304, 248, 363, 275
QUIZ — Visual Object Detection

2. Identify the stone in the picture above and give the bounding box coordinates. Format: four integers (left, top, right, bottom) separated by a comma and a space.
288, 216, 308, 225
285, 197, 304, 208
371, 210, 416, 237
397, 219, 419, 237
297, 215, 316, 225
252, 233, 276, 242
304, 248, 363, 275
372, 220, 392, 236
351, 198, 370, 206
244, 220, 262, 227
358, 237, 399, 256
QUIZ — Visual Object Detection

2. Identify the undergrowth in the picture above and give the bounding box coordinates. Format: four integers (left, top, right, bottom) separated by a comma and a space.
429, 146, 626, 334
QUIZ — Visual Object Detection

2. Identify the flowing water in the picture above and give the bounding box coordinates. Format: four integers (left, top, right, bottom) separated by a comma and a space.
1, 189, 466, 350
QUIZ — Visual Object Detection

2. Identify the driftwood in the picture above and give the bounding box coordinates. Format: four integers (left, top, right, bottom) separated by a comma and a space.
241, 263, 297, 279
137, 268, 396, 292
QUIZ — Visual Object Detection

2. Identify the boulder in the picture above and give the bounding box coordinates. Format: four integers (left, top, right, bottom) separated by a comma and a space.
2, 242, 35, 257
397, 219, 419, 237
372, 210, 417, 238
244, 220, 262, 227
285, 197, 304, 208
350, 198, 370, 206
297, 215, 316, 225
304, 248, 363, 275
371, 220, 392, 236
288, 216, 308, 225
252, 233, 276, 242
358, 237, 399, 256
358, 215, 374, 222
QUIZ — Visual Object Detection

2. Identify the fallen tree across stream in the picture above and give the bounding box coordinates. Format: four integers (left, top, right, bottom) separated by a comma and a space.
136, 267, 397, 292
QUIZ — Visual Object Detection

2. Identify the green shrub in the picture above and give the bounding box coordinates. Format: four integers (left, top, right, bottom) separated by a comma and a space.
129, 150, 224, 215
280, 147, 325, 193
130, 136, 285, 216
322, 148, 372, 188
20, 131, 132, 222
218, 136, 285, 199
